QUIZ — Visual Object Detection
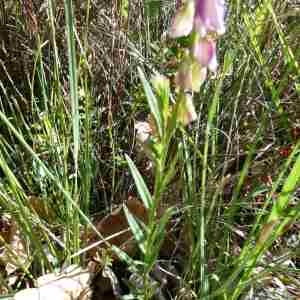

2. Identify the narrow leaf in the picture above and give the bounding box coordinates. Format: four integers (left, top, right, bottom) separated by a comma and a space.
111, 245, 137, 271
125, 154, 152, 209
146, 207, 173, 271
138, 67, 163, 137
269, 152, 300, 221
123, 205, 146, 254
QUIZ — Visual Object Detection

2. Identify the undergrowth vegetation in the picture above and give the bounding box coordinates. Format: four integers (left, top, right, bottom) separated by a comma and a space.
0, 0, 299, 299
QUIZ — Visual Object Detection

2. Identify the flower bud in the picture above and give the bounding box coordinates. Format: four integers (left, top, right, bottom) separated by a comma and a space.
169, 0, 195, 38
192, 37, 218, 72
177, 93, 197, 125
151, 74, 170, 96
175, 58, 207, 92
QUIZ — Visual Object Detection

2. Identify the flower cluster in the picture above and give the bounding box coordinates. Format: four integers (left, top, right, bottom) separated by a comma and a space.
170, 0, 226, 93
135, 0, 226, 149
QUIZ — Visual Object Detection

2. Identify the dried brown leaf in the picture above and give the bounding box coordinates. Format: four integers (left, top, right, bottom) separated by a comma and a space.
86, 198, 148, 259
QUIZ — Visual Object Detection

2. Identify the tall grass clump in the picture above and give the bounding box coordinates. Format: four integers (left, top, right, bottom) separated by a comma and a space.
0, 0, 101, 269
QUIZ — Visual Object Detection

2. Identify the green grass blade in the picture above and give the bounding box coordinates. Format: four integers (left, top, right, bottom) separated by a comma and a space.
125, 154, 152, 209
64, 0, 80, 258
64, 0, 80, 168
0, 110, 104, 246
269, 151, 300, 221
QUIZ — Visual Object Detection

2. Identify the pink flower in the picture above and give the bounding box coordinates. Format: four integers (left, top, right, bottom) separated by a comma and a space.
194, 0, 226, 37
170, 0, 226, 39
192, 38, 218, 72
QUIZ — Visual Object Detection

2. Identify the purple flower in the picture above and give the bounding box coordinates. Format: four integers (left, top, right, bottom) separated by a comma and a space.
170, 0, 226, 39
194, 0, 226, 37
192, 38, 218, 72
170, 0, 225, 96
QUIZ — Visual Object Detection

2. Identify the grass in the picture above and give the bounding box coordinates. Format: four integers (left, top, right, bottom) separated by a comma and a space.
0, 0, 299, 299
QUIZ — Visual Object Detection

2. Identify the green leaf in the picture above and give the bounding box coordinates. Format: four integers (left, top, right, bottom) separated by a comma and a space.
111, 245, 137, 270
154, 207, 173, 246
269, 151, 300, 221
138, 67, 163, 137
123, 205, 146, 254
125, 154, 152, 209
161, 151, 180, 189
145, 207, 173, 271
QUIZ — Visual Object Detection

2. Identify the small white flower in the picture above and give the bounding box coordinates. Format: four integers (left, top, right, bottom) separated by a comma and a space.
135, 121, 152, 144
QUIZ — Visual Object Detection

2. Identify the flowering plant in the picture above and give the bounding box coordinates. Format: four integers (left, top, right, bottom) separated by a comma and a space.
135, 0, 226, 150
126, 2, 226, 298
